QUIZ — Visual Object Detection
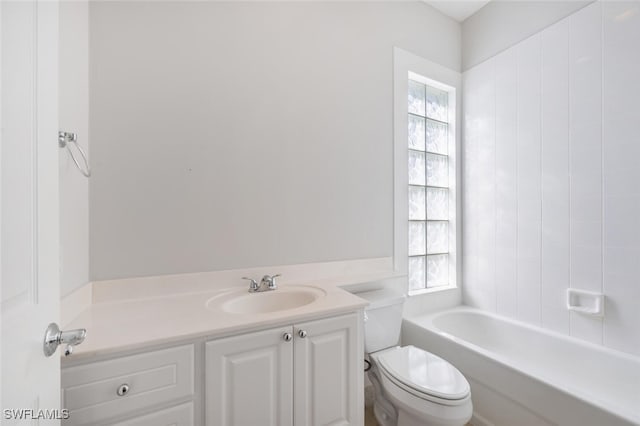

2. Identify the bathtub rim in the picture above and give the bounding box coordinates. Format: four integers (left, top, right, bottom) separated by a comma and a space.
403, 305, 640, 425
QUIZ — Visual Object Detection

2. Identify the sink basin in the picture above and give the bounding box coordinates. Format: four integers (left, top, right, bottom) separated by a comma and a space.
206, 286, 326, 314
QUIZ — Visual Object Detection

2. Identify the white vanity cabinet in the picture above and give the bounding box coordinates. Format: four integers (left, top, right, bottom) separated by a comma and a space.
61, 311, 362, 426
205, 313, 361, 426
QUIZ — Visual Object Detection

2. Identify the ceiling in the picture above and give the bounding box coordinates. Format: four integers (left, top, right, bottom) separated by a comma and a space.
424, 0, 491, 22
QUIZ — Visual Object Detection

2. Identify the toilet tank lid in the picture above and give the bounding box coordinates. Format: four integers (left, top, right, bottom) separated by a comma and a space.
355, 288, 406, 310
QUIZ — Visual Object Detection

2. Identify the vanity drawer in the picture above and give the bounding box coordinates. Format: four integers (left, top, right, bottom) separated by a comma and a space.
62, 344, 194, 425
108, 402, 194, 426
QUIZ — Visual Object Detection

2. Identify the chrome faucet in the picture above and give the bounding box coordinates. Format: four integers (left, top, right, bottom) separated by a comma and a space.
242, 274, 281, 293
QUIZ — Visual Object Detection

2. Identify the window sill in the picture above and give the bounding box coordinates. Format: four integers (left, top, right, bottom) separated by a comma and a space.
408, 284, 457, 297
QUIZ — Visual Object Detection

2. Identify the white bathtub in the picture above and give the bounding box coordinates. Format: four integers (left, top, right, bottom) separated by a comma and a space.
401, 307, 640, 426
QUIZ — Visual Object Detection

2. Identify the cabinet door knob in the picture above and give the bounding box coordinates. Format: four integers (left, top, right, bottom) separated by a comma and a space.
298, 330, 307, 338
117, 384, 130, 396
283, 333, 293, 342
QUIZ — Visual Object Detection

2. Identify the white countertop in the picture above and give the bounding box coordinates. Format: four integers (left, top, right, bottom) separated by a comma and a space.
64, 284, 367, 362
62, 259, 404, 363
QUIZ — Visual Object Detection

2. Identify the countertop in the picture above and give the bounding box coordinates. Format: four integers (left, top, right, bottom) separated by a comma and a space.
62, 275, 396, 363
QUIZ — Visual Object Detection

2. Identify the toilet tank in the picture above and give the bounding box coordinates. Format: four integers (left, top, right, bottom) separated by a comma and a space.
357, 288, 406, 353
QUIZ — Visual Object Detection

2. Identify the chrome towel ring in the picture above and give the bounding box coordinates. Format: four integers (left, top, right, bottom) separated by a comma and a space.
59, 131, 91, 178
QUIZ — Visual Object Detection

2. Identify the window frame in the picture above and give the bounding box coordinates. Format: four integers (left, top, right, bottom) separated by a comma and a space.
393, 48, 461, 297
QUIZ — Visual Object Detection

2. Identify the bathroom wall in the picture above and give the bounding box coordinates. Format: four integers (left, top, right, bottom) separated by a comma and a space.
59, 1, 89, 296
462, 1, 640, 356
89, 1, 461, 280
462, 0, 592, 70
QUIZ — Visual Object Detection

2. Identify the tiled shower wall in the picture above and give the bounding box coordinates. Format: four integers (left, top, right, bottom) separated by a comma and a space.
462, 1, 640, 356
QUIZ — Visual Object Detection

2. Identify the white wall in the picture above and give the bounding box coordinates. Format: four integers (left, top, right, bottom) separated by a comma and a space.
462, 0, 593, 71
89, 1, 461, 281
462, 1, 640, 356
59, 1, 89, 296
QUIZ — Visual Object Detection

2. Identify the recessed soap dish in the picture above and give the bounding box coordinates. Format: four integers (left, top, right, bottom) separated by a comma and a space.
567, 289, 605, 317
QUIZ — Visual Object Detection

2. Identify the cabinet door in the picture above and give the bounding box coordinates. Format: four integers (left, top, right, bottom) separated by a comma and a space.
294, 313, 361, 426
205, 326, 294, 426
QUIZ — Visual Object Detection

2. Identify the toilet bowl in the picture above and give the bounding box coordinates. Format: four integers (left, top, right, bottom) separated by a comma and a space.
358, 288, 472, 426
369, 346, 472, 426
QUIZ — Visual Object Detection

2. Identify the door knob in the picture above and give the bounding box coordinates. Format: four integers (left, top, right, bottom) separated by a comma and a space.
298, 330, 307, 338
283, 332, 293, 342
43, 323, 86, 357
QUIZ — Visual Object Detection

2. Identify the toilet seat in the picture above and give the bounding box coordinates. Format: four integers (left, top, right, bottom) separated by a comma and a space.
375, 346, 470, 406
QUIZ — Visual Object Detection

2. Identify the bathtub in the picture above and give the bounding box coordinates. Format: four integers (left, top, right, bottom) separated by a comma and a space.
401, 307, 640, 426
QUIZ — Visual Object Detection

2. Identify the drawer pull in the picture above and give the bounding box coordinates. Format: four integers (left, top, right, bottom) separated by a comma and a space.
116, 384, 130, 397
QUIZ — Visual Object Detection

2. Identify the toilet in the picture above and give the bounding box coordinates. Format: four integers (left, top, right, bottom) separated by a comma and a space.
359, 288, 472, 426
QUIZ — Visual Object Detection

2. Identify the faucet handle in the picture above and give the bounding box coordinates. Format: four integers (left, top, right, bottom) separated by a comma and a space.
241, 277, 259, 292
272, 274, 281, 286
264, 274, 281, 289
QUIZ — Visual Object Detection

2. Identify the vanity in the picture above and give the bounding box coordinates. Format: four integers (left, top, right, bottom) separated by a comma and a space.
59, 264, 398, 426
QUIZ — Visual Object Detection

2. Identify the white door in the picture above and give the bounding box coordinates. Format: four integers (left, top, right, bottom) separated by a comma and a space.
1, 0, 61, 423
294, 313, 361, 426
205, 326, 294, 426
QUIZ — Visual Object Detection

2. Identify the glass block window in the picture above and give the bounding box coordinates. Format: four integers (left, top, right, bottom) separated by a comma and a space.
408, 80, 451, 291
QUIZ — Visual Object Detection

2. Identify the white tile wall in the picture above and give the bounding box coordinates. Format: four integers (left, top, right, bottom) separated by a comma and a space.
601, 1, 640, 355
462, 2, 640, 356
568, 1, 603, 345
516, 34, 542, 325
494, 47, 518, 319
463, 59, 496, 312
541, 19, 570, 335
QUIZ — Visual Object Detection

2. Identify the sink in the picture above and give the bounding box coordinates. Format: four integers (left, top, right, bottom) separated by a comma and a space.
206, 286, 326, 314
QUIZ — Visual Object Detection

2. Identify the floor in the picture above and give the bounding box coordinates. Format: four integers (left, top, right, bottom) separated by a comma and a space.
365, 405, 473, 426
364, 405, 378, 426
